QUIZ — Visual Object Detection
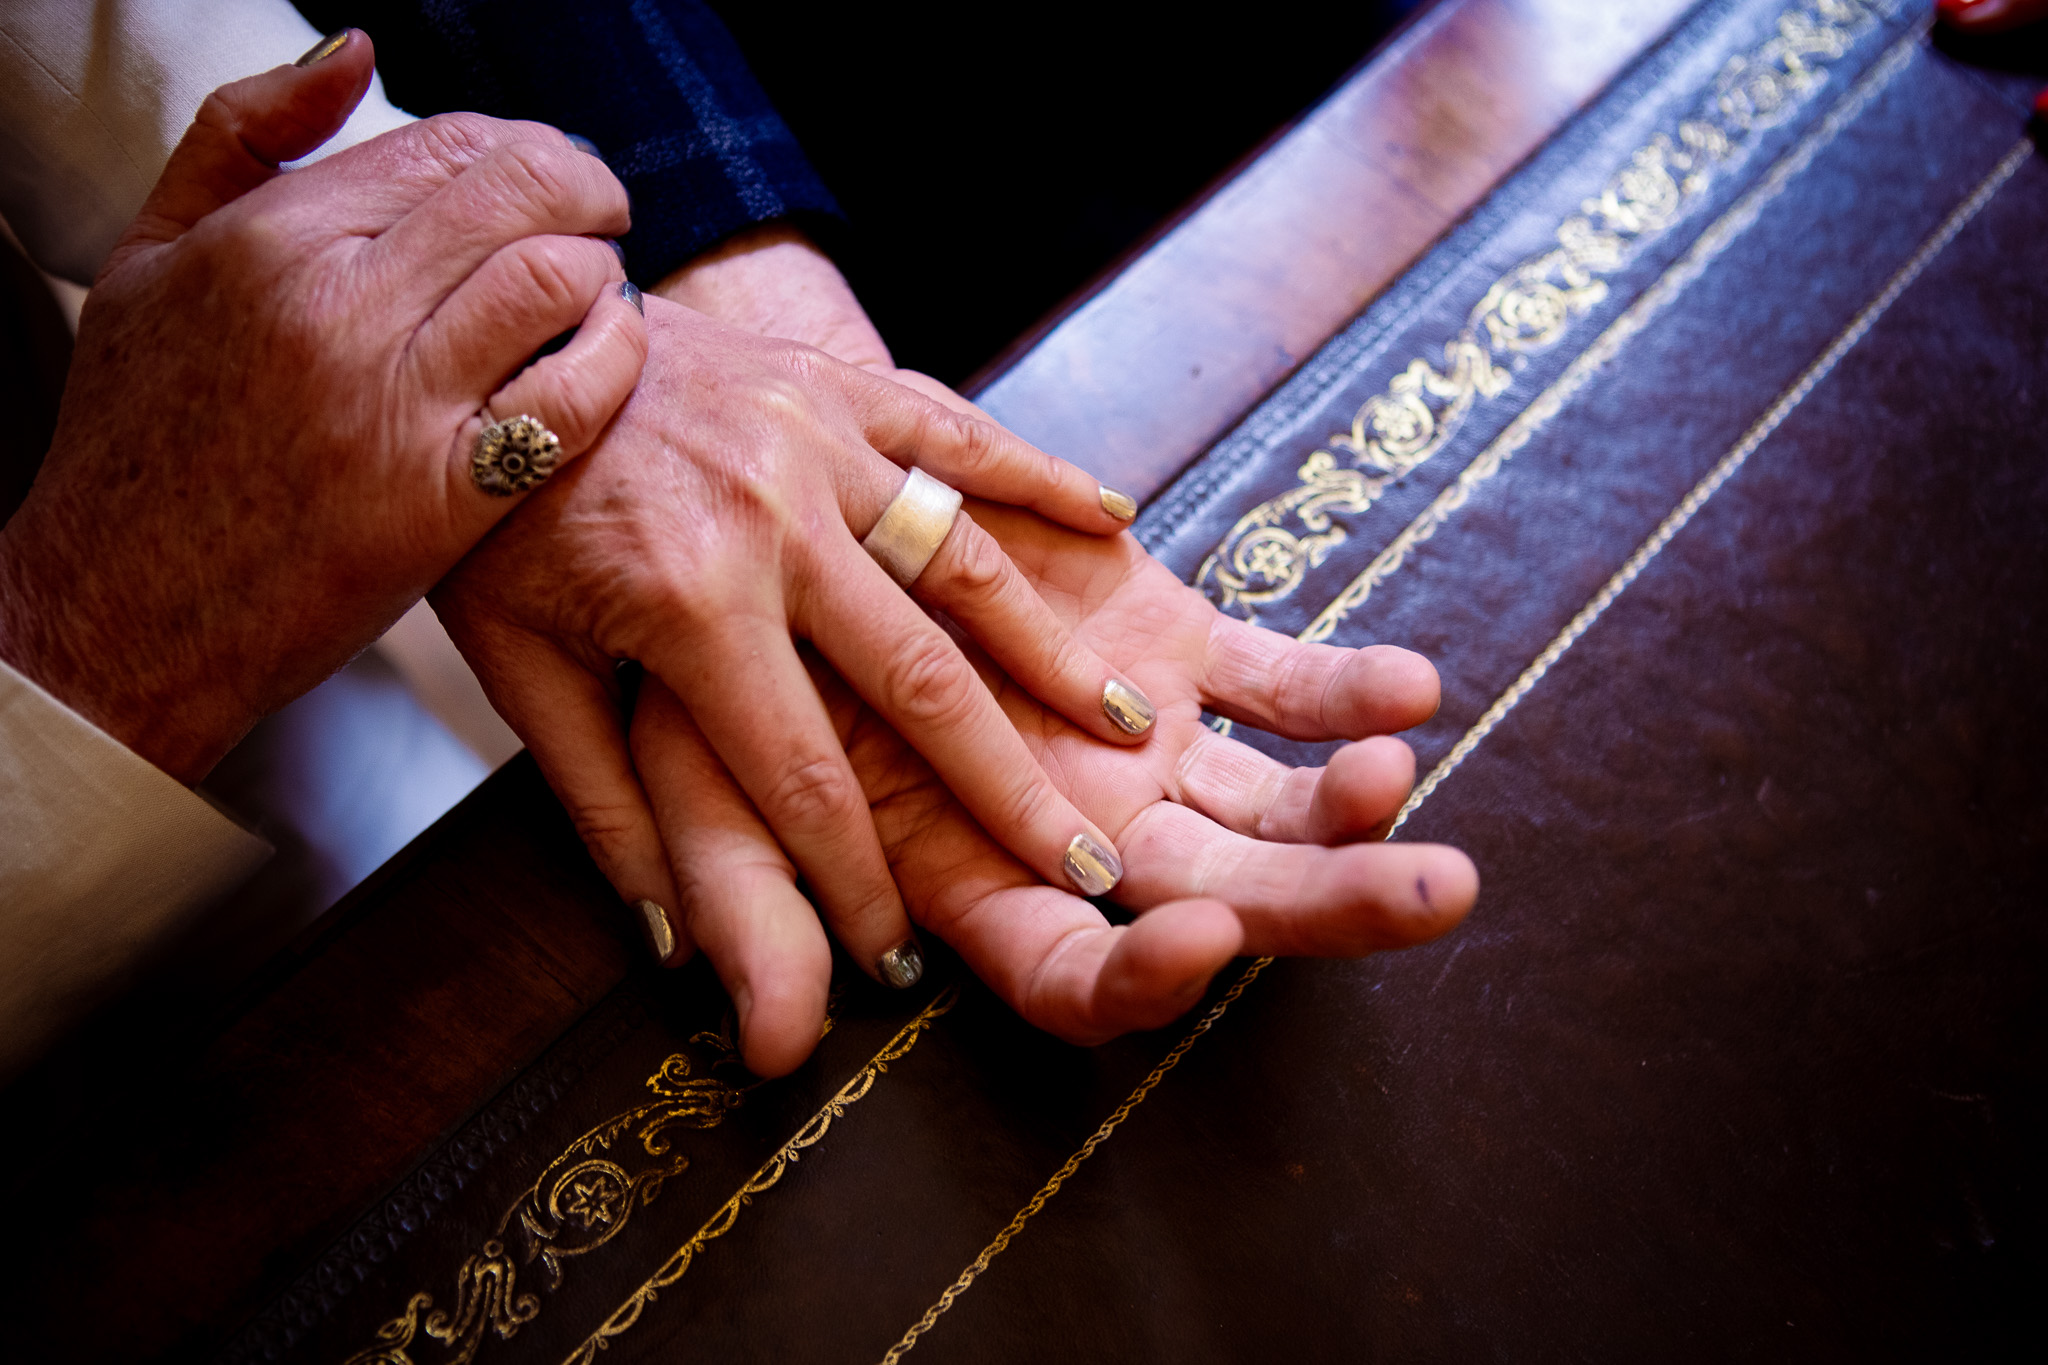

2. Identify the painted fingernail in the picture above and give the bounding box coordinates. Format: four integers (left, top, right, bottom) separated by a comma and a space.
1102, 679, 1156, 735
295, 30, 350, 66
1100, 485, 1138, 522
565, 134, 605, 161
620, 281, 643, 314
1062, 833, 1123, 897
635, 898, 675, 962
600, 237, 628, 268
877, 939, 924, 989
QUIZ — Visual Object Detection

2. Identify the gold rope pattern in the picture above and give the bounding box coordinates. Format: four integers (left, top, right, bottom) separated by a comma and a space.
1388, 136, 2035, 833
1297, 12, 1925, 644
876, 960, 1271, 1364
873, 124, 2034, 1365
558, 986, 958, 1365
1198, 0, 1911, 628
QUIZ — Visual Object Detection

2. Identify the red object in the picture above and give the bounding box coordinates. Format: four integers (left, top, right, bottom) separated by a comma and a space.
1935, 0, 1991, 17
2035, 85, 2048, 118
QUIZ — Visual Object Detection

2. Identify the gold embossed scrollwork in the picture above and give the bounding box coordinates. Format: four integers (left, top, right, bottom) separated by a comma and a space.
342, 1019, 759, 1365
1196, 0, 1891, 624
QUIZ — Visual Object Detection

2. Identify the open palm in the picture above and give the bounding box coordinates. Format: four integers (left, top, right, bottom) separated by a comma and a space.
630, 498, 1476, 1073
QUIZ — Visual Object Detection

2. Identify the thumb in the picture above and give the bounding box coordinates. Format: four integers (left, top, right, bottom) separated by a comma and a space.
120, 29, 376, 250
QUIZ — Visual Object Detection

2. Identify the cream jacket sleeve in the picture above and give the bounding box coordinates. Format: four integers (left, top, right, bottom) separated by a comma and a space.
0, 662, 270, 1078
0, 0, 416, 284
0, 0, 415, 1079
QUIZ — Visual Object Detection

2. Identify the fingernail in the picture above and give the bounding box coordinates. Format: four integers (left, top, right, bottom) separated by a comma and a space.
1062, 833, 1123, 897
1101, 679, 1156, 735
295, 30, 350, 67
1100, 485, 1138, 522
601, 236, 628, 268
635, 898, 675, 961
620, 281, 643, 315
565, 134, 605, 161
877, 939, 924, 989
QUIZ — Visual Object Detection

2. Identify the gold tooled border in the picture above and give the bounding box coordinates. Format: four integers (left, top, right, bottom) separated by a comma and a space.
1297, 13, 1927, 644
557, 986, 959, 1365
876, 133, 2036, 1365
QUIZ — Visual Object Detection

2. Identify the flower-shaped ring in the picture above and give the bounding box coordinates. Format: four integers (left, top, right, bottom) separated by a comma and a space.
470, 414, 562, 496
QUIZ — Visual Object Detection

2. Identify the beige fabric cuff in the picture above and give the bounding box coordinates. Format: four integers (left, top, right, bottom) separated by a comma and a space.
0, 658, 270, 1081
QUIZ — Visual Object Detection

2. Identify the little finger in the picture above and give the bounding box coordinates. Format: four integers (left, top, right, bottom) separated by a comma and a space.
443, 281, 646, 525
441, 626, 684, 943
1172, 730, 1416, 844
1117, 800, 1477, 954
631, 677, 835, 1077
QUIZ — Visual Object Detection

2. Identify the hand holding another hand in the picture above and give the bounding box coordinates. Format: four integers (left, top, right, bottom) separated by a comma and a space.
434, 296, 1165, 995
0, 32, 645, 782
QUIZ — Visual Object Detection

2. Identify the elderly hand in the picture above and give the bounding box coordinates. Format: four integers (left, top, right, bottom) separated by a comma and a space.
583, 224, 1475, 1074
629, 497, 1477, 1072
0, 32, 645, 783
433, 295, 1163, 993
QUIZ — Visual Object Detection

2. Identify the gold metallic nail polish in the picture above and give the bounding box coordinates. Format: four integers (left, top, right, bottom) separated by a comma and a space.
877, 940, 924, 989
295, 30, 350, 67
1062, 833, 1123, 897
1101, 679, 1157, 735
1099, 485, 1138, 522
635, 898, 675, 961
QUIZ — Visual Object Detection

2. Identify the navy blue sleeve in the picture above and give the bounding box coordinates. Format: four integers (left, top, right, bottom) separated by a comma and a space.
293, 0, 842, 285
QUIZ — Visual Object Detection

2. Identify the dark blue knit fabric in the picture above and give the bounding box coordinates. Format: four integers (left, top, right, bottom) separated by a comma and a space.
294, 0, 841, 285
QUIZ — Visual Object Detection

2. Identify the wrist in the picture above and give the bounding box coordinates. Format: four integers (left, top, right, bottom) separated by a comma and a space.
0, 516, 248, 784
653, 222, 894, 371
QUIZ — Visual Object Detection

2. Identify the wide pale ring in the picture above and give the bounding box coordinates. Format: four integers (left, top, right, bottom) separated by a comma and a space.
860, 467, 963, 587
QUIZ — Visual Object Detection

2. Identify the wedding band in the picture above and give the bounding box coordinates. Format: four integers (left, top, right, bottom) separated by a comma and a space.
860, 468, 963, 586
471, 413, 561, 495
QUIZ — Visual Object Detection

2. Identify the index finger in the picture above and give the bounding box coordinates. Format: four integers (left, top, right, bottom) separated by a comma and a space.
365, 131, 627, 306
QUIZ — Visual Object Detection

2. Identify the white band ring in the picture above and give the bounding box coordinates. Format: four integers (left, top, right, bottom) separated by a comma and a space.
860, 468, 963, 587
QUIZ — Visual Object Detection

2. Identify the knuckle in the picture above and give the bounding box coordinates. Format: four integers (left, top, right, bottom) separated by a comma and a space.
944, 523, 1011, 603
487, 141, 582, 225
565, 801, 650, 877
504, 236, 595, 318
884, 633, 980, 728
762, 753, 862, 830
415, 111, 502, 167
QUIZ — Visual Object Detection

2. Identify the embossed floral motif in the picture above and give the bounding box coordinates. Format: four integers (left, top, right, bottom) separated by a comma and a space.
343, 1017, 759, 1365
1196, 0, 1896, 622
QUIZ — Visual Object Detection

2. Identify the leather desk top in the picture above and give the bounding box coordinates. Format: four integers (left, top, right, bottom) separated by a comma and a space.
3, 2, 2043, 1361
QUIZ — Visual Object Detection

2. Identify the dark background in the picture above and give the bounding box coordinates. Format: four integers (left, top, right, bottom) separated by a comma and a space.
707, 0, 1431, 385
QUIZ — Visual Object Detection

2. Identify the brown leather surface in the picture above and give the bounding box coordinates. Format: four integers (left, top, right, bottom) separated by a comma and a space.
6, 2, 2046, 1362
0, 757, 636, 1363
972, 0, 1696, 503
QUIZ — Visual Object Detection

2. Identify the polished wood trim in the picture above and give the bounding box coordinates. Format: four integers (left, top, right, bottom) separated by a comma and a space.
972, 0, 1700, 503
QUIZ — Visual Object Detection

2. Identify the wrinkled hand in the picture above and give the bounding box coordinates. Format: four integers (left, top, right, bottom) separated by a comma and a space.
628, 497, 1478, 1072
434, 296, 1164, 989
0, 32, 644, 781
